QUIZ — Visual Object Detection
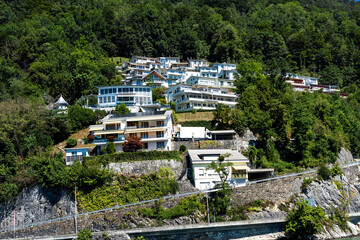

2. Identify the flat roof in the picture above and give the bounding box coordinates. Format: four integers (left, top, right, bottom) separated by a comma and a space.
110, 111, 166, 119
97, 85, 152, 89
210, 130, 236, 134
248, 169, 274, 173
188, 149, 248, 162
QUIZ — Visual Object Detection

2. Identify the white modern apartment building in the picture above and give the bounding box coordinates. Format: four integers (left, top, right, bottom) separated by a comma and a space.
89, 111, 175, 152
165, 84, 238, 111
97, 85, 153, 108
188, 149, 250, 190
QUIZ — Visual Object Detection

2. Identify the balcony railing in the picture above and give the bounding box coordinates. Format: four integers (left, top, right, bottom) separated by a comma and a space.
94, 137, 124, 143
66, 155, 84, 164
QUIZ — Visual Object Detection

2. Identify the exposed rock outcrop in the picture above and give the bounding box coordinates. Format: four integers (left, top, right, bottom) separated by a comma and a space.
0, 185, 74, 229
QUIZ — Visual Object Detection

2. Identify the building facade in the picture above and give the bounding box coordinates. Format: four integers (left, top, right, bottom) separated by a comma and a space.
89, 111, 174, 153
64, 147, 90, 165
97, 85, 153, 108
188, 149, 250, 190
165, 84, 238, 111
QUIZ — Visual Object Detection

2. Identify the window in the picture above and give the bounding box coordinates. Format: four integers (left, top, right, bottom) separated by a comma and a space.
130, 133, 137, 137
104, 97, 107, 103
141, 132, 148, 139
156, 121, 164, 127
199, 169, 205, 177
109, 88, 112, 94
135, 88, 139, 92
123, 88, 129, 93
112, 96, 115, 102
100, 89, 105, 95
99, 97, 103, 103
156, 141, 165, 149
127, 122, 138, 127
105, 89, 108, 94
141, 122, 149, 128
156, 131, 164, 138
143, 142, 148, 149
113, 88, 116, 93
129, 88, 134, 92
118, 88, 122, 92
108, 96, 111, 102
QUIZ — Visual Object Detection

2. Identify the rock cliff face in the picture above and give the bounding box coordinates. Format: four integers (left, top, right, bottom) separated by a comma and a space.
0, 186, 74, 229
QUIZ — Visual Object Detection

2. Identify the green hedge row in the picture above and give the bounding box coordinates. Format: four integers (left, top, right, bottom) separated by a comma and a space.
85, 150, 183, 163
181, 120, 216, 130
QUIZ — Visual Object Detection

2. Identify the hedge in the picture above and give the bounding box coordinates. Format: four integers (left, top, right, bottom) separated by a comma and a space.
181, 120, 216, 130
85, 150, 183, 163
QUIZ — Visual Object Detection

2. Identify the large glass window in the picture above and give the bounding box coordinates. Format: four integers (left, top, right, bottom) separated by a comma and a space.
141, 132, 148, 138
157, 121, 164, 127
105, 89, 108, 94
141, 122, 149, 128
123, 88, 129, 93
99, 97, 102, 103
112, 96, 115, 102
100, 89, 105, 95
118, 88, 122, 92
156, 142, 165, 148
109, 88, 112, 94
156, 131, 164, 138
113, 88, 116, 93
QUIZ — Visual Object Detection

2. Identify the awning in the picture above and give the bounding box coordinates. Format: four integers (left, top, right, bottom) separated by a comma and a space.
94, 130, 124, 135
232, 165, 250, 171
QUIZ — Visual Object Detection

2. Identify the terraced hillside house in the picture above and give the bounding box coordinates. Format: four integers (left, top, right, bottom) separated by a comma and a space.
165, 84, 238, 111
89, 111, 175, 153
188, 149, 250, 190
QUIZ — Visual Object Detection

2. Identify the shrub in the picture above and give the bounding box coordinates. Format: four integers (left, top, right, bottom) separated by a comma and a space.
123, 135, 144, 152
301, 178, 313, 193
87, 134, 95, 142
331, 164, 342, 177
285, 199, 327, 239
249, 199, 263, 208
106, 135, 115, 142
82, 137, 88, 144
318, 163, 332, 180
66, 137, 77, 148
106, 142, 116, 154
77, 228, 92, 240
179, 145, 187, 152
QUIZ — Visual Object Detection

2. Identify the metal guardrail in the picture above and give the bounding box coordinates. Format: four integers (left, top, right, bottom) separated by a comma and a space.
0, 189, 219, 234
1, 159, 359, 234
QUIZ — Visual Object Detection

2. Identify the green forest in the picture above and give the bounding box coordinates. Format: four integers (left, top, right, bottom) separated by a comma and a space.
1, 0, 360, 199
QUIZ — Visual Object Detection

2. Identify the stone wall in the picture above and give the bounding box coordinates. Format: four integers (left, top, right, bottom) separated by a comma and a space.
172, 130, 257, 151
108, 159, 185, 179
231, 176, 304, 206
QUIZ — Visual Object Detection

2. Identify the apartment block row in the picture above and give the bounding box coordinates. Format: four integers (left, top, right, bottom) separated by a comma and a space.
285, 74, 348, 98
121, 56, 238, 88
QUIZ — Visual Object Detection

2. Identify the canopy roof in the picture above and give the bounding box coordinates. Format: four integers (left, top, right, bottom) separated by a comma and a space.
55, 95, 69, 105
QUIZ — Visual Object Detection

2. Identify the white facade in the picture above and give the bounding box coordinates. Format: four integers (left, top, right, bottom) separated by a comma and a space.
188, 149, 250, 190
176, 127, 212, 140
89, 111, 175, 153
188, 59, 209, 69
166, 84, 238, 112
97, 85, 153, 108
65, 147, 90, 165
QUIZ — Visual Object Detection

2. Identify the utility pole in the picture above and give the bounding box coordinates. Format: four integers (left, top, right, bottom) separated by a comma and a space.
206, 192, 210, 223
74, 185, 78, 235
13, 209, 15, 240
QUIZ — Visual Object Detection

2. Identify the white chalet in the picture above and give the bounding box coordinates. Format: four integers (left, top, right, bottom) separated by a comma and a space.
189, 149, 250, 190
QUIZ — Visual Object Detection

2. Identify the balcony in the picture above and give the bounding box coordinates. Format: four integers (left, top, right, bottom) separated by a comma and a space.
66, 155, 84, 165
93, 136, 124, 144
